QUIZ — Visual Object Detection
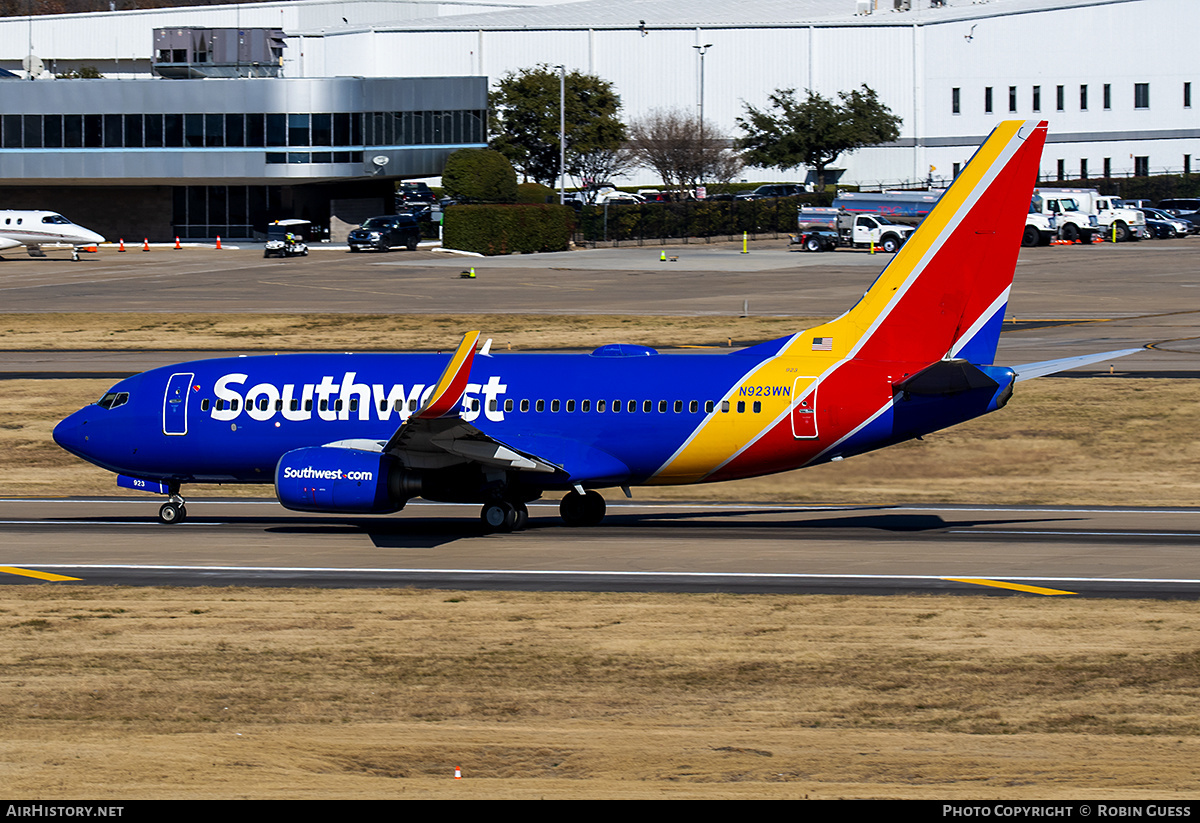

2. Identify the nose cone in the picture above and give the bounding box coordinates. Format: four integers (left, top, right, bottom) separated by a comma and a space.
81, 227, 106, 245
53, 407, 93, 460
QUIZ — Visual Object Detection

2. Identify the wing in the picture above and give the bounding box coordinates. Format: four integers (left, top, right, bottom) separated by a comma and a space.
379, 331, 561, 474
1013, 347, 1143, 382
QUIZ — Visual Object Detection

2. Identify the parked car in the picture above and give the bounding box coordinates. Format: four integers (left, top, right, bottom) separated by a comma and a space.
347, 214, 422, 252
1156, 198, 1200, 227
395, 182, 436, 213
736, 184, 806, 200
1139, 207, 1192, 238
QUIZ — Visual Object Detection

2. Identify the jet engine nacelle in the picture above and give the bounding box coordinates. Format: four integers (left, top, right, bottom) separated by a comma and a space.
274, 447, 419, 514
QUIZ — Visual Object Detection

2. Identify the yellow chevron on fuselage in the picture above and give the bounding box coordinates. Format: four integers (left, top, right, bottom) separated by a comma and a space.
648, 339, 847, 483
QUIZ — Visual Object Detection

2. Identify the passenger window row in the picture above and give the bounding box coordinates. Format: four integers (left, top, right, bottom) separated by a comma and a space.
195, 396, 766, 415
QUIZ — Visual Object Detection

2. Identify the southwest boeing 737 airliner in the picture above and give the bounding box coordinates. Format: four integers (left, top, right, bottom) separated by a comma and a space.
54, 120, 1139, 530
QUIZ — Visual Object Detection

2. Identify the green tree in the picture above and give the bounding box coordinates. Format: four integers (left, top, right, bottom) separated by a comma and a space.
737, 86, 901, 189
441, 148, 518, 203
489, 66, 626, 188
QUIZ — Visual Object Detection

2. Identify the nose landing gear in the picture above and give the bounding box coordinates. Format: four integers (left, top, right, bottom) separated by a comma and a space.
157, 489, 187, 524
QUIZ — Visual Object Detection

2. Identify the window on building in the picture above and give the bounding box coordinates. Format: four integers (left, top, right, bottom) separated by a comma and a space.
43, 114, 62, 148
1032, 86, 1041, 112
1185, 82, 1192, 109
1056, 85, 1065, 112
1186, 155, 1192, 175
952, 87, 960, 115
1103, 157, 1111, 178
1135, 83, 1150, 109
1080, 84, 1088, 111
1009, 86, 1017, 112
1057, 159, 1065, 181
984, 86, 993, 114
1080, 159, 1088, 180
952, 162, 961, 179
1103, 84, 1112, 110
1134, 156, 1149, 177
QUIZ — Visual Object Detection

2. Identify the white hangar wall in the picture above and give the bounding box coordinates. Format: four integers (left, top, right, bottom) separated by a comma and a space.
294, 0, 1199, 187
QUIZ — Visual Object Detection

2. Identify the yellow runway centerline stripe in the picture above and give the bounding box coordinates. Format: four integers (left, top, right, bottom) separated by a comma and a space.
0, 566, 82, 582
943, 577, 1076, 596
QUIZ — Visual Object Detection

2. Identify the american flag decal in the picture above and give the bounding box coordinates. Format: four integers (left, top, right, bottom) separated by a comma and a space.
812, 337, 833, 351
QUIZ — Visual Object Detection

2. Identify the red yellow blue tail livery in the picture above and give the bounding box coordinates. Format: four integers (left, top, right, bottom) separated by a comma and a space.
53, 121, 1139, 529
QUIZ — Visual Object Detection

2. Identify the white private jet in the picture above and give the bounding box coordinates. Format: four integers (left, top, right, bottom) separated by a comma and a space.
0, 210, 106, 260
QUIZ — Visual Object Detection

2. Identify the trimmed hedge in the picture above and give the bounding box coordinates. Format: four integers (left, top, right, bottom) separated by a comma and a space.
575, 194, 832, 243
444, 204, 575, 256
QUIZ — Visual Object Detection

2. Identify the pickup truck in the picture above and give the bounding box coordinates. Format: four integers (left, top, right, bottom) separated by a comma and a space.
793, 207, 914, 253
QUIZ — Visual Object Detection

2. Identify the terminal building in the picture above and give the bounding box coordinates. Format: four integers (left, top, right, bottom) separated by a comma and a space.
0, 74, 486, 241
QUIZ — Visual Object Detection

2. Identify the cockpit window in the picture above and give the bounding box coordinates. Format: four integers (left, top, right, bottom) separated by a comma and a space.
96, 391, 129, 410
41, 214, 71, 225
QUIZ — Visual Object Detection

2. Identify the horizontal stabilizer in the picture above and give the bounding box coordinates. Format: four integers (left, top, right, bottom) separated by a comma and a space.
1014, 348, 1144, 382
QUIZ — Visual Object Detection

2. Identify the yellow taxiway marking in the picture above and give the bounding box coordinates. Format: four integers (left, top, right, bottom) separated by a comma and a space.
943, 577, 1076, 596
0, 566, 81, 582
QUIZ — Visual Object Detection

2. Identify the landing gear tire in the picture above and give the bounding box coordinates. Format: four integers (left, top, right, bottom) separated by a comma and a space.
481, 501, 517, 533
560, 490, 605, 527
512, 502, 529, 531
158, 502, 187, 525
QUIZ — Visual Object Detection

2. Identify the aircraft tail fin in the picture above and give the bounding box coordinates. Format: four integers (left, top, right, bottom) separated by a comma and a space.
828, 120, 1047, 367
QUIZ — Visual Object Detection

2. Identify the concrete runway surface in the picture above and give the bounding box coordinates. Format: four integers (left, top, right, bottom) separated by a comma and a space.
2, 499, 1199, 598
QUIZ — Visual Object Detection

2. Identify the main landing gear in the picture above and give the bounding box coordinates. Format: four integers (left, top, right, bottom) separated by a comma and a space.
559, 489, 605, 527
157, 489, 187, 524
478, 489, 607, 532
480, 499, 529, 533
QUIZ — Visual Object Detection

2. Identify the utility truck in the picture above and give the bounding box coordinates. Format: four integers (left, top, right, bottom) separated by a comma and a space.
794, 207, 915, 253
1033, 188, 1146, 242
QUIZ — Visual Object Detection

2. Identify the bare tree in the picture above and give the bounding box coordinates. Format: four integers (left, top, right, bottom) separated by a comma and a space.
567, 145, 636, 204
626, 108, 741, 197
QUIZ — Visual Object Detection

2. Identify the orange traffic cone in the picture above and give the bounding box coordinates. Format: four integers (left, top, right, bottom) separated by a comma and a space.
215, 235, 222, 250
118, 238, 125, 252
174, 237, 182, 250
142, 238, 149, 252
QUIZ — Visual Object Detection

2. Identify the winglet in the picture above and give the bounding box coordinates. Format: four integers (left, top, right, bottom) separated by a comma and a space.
414, 331, 480, 419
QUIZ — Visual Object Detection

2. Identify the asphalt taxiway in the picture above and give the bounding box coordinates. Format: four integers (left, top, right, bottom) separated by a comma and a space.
2, 499, 1199, 598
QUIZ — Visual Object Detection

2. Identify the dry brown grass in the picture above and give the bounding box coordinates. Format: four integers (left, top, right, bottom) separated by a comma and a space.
0, 312, 808, 352
7, 377, 1198, 505
2, 587, 1200, 798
